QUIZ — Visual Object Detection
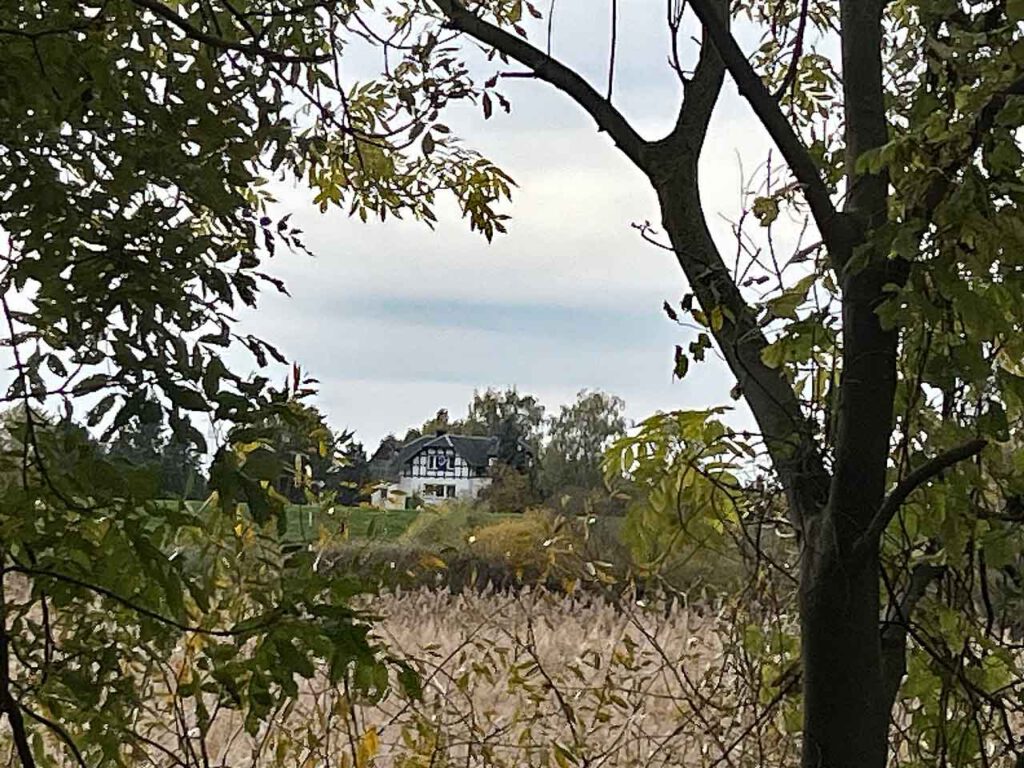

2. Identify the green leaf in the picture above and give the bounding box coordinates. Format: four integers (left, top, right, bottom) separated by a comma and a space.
673, 346, 689, 379
760, 341, 786, 369
242, 447, 283, 482
766, 274, 816, 320
167, 385, 209, 412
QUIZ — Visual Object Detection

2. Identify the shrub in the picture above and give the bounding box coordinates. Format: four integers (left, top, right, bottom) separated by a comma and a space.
478, 463, 540, 513
399, 499, 490, 551
469, 508, 589, 585
322, 541, 531, 593
547, 484, 628, 518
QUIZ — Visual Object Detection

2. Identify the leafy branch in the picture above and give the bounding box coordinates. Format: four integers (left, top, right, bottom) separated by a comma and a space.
4, 566, 279, 638
129, 0, 332, 63
863, 438, 988, 547
431, 0, 646, 166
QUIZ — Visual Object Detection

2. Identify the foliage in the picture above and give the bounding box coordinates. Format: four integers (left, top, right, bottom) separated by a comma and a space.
541, 389, 627, 504
0, 0, 524, 760
478, 461, 539, 513
462, 388, 545, 468
293, 0, 1024, 763
469, 509, 572, 570
605, 409, 751, 589
368, 434, 403, 480
105, 408, 207, 499
399, 500, 492, 552
328, 440, 373, 506
0, 408, 414, 766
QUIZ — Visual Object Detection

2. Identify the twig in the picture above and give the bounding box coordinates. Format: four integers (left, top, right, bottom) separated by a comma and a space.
18, 705, 86, 768
431, 0, 646, 166
129, 0, 331, 63
607, 0, 617, 100
686, 0, 843, 255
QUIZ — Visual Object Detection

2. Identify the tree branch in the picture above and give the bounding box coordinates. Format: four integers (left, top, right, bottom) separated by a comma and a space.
130, 0, 331, 64
865, 438, 987, 545
431, 0, 647, 167
645, 1, 831, 532
920, 72, 1024, 215
4, 566, 276, 638
686, 0, 843, 250
881, 562, 944, 710
18, 705, 86, 768
0, 566, 36, 768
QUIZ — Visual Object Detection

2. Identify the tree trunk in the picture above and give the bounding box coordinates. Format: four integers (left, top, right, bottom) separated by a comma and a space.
801, 516, 887, 768
654, 156, 895, 768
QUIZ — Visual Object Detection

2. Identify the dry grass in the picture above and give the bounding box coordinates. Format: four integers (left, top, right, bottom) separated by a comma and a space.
5, 584, 800, 768
212, 587, 801, 768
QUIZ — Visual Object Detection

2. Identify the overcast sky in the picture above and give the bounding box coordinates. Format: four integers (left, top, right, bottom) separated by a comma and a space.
233, 3, 800, 450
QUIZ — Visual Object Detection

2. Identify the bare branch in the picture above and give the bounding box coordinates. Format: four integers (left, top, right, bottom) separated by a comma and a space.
432, 0, 647, 167
607, 0, 618, 100
130, 0, 332, 64
686, 0, 843, 250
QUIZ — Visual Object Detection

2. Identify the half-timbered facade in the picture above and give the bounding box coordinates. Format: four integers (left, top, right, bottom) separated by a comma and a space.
372, 431, 500, 509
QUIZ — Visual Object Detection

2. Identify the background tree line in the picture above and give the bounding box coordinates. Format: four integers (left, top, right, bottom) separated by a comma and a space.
80, 385, 630, 514
369, 387, 629, 514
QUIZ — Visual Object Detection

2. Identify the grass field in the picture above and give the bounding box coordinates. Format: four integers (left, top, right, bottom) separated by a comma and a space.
282, 505, 531, 543
282, 505, 420, 542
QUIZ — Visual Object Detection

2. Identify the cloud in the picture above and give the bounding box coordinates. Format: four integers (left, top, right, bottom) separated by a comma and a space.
231, 5, 805, 447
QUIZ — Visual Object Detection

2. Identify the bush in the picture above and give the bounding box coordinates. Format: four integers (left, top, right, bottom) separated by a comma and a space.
547, 484, 628, 518
322, 541, 535, 593
478, 463, 539, 513
323, 502, 744, 601
399, 499, 490, 551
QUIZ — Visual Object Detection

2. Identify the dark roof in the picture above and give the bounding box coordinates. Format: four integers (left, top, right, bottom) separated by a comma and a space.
392, 433, 499, 470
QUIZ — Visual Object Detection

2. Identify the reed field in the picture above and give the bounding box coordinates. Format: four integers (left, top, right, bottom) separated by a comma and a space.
183, 587, 801, 768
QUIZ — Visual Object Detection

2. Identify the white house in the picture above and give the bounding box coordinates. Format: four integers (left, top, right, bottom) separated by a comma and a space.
371, 431, 500, 509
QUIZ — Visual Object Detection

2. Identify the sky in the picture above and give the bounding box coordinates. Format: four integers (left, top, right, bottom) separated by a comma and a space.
232, 2, 795, 450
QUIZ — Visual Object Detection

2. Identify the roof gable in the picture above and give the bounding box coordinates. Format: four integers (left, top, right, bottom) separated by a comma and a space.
393, 433, 498, 469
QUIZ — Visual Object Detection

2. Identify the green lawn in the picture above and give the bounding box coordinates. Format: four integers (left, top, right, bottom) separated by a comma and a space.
283, 505, 420, 542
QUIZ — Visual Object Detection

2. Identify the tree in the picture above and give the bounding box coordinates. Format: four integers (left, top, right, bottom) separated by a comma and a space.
541, 389, 627, 498
330, 440, 372, 506
339, 2, 1024, 766
253, 396, 337, 503
462, 387, 545, 470
369, 434, 403, 480
107, 413, 207, 499
159, 430, 208, 499
0, 0, 510, 760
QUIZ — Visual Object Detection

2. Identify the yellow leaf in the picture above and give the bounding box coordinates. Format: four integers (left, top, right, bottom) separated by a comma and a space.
710, 306, 724, 332
419, 554, 447, 570
356, 727, 379, 768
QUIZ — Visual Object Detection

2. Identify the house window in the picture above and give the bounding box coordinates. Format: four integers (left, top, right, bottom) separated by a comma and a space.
423, 484, 446, 498
446, 485, 456, 498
